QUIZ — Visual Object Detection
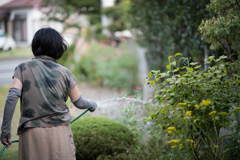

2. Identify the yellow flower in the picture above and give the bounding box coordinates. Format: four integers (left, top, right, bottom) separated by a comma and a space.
186, 111, 192, 116
168, 131, 172, 134
201, 100, 211, 106
187, 104, 191, 107
179, 107, 183, 109
168, 127, 176, 131
209, 111, 217, 115
194, 144, 196, 147
184, 116, 187, 120
186, 139, 194, 143
178, 103, 187, 106
214, 145, 219, 148
171, 145, 176, 149
195, 104, 200, 109
179, 144, 183, 147
234, 107, 240, 110
215, 117, 219, 120
237, 140, 240, 143
221, 112, 228, 115
167, 140, 172, 144
172, 140, 180, 143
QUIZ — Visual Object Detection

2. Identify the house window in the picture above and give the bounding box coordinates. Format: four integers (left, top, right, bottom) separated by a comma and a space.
13, 14, 27, 41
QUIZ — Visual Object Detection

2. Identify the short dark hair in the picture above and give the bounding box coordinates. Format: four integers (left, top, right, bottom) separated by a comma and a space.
31, 27, 68, 60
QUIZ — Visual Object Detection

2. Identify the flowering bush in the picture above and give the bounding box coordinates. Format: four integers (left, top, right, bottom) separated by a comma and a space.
145, 54, 240, 159
79, 41, 138, 94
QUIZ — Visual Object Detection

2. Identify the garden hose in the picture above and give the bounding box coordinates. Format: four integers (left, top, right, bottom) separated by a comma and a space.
0, 109, 89, 157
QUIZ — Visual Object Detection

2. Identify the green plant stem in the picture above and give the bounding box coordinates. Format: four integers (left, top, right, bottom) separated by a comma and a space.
213, 119, 219, 159
192, 123, 216, 159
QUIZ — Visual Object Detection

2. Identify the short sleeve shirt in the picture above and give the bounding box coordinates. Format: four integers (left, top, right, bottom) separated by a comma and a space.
13, 56, 77, 135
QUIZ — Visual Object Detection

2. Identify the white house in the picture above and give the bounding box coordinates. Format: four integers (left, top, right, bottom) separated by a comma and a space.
0, 0, 64, 47
0, 0, 119, 47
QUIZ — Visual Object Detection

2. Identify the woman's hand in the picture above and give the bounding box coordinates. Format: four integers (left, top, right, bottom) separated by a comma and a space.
2, 138, 11, 149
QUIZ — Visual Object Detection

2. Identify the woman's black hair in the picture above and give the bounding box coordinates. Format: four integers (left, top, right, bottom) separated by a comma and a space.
31, 27, 68, 60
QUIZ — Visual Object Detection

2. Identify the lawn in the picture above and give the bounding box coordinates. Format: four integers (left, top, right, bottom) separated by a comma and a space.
0, 47, 33, 60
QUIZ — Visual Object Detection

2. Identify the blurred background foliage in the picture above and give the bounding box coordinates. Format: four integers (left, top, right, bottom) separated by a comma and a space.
78, 42, 139, 94
44, 0, 239, 72
42, 0, 240, 95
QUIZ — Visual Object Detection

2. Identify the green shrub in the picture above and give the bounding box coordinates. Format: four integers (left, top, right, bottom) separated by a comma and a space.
145, 54, 240, 159
96, 152, 145, 160
71, 117, 135, 160
79, 41, 139, 94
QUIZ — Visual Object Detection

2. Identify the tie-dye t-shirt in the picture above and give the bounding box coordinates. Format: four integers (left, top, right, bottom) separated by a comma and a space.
13, 56, 77, 135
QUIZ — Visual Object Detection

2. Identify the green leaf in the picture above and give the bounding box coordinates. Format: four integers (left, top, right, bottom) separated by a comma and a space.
219, 55, 228, 59
151, 113, 158, 118
208, 56, 215, 61
168, 56, 173, 62
175, 53, 183, 57
166, 65, 171, 70
181, 66, 186, 69
190, 62, 199, 66
148, 72, 152, 78
187, 68, 194, 72
218, 134, 231, 142
194, 65, 201, 69
180, 71, 185, 74
154, 122, 161, 126
172, 61, 177, 66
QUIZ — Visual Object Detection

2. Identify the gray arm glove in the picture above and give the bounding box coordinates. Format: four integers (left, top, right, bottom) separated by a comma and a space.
71, 93, 97, 112
1, 88, 21, 145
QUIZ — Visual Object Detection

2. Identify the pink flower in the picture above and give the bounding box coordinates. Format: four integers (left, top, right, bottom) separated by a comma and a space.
34, 4, 39, 8
118, 100, 125, 105
136, 86, 141, 90
93, 59, 97, 63
112, 41, 117, 46
100, 56, 106, 61
128, 95, 134, 98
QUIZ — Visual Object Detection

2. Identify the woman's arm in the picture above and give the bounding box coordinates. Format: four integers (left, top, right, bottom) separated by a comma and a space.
69, 86, 81, 102
0, 78, 22, 148
12, 77, 23, 90
69, 86, 97, 112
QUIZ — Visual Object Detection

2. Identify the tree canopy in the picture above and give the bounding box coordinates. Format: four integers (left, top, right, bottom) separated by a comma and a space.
129, 0, 212, 70
41, 0, 101, 23
199, 0, 240, 58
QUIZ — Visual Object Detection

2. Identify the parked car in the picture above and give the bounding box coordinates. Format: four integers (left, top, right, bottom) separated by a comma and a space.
0, 33, 16, 51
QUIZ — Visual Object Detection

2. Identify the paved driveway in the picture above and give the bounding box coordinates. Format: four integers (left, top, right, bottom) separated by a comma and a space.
0, 58, 31, 86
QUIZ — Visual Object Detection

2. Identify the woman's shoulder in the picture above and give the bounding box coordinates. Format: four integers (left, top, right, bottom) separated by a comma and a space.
14, 59, 34, 71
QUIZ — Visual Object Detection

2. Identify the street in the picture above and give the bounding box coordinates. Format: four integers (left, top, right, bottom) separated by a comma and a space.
0, 58, 30, 86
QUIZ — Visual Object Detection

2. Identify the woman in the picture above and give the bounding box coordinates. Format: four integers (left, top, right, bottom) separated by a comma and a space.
0, 27, 97, 160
